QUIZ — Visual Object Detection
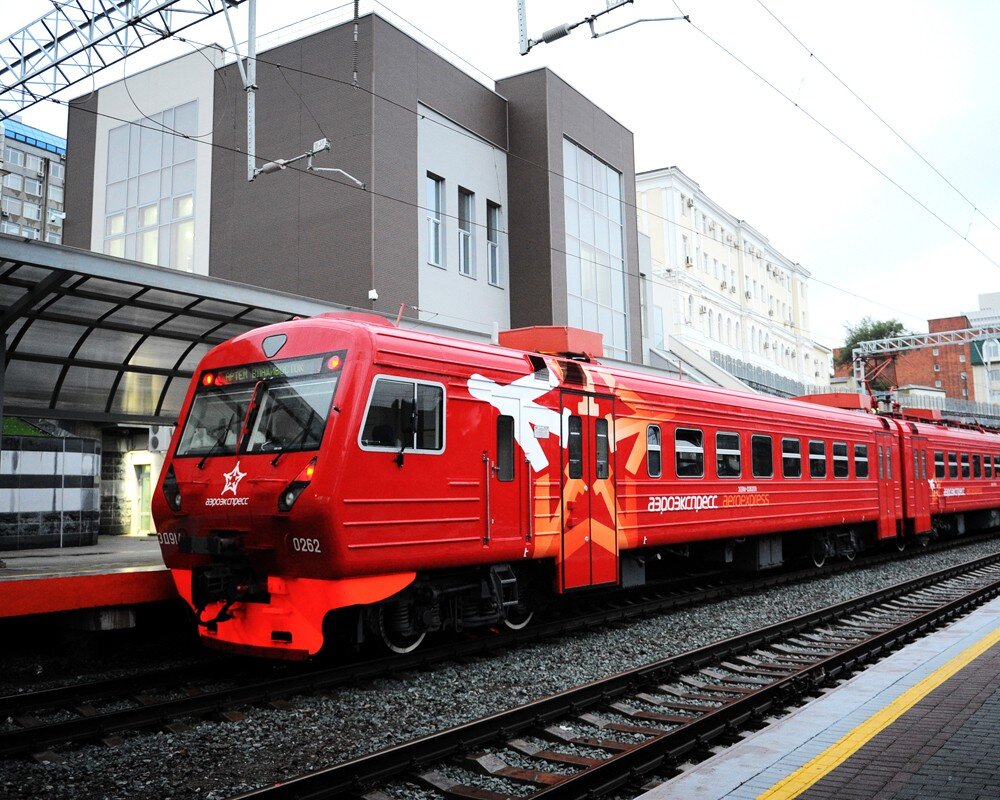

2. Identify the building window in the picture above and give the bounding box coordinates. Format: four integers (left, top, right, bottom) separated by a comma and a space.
50, 163, 65, 180
49, 185, 64, 204
959, 354, 966, 363
653, 305, 665, 348
23, 178, 42, 197
562, 137, 628, 359
0, 221, 19, 235
932, 348, 939, 356
3, 147, 23, 167
103, 100, 199, 269
24, 154, 43, 173
933, 364, 940, 372
45, 232, 60, 244
2, 173, 22, 191
426, 173, 444, 267
22, 201, 41, 221
487, 201, 502, 286
458, 187, 474, 278
1, 196, 22, 217
22, 226, 40, 240
934, 380, 942, 388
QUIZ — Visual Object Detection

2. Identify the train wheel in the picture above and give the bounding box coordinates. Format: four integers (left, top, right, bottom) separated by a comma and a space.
811, 539, 827, 568
502, 605, 534, 631
377, 605, 426, 654
844, 545, 857, 562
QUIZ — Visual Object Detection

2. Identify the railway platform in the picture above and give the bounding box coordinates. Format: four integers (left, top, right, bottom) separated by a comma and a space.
0, 534, 176, 622
642, 594, 1000, 800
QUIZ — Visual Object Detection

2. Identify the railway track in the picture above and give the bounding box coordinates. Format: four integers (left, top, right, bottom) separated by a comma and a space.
230, 551, 1000, 800
0, 532, 995, 759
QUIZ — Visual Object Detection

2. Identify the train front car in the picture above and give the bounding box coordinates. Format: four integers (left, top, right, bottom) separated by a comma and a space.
152, 314, 409, 659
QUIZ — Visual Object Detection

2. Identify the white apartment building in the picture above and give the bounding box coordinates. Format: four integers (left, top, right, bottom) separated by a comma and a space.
637, 166, 831, 388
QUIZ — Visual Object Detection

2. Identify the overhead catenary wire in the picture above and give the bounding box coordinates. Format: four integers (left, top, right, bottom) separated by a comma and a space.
668, 0, 1000, 273
755, 0, 1000, 239
51, 93, 915, 350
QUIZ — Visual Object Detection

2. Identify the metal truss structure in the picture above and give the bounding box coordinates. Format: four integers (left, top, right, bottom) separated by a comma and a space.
852, 326, 1000, 387
0, 0, 245, 122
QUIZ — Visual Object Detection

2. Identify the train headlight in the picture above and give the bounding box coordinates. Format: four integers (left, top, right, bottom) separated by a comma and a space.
278, 458, 317, 512
162, 465, 183, 512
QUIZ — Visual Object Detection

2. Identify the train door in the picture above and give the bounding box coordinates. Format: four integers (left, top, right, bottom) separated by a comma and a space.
486, 399, 524, 544
875, 431, 897, 540
910, 435, 931, 534
560, 391, 619, 591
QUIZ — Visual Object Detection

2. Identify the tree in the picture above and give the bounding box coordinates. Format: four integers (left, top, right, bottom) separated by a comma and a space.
835, 317, 908, 366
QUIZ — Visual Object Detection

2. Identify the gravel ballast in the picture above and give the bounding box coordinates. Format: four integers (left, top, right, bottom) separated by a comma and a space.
1, 539, 998, 800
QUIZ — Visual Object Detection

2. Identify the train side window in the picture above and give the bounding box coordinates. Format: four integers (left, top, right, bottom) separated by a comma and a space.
781, 438, 801, 479
887, 448, 892, 480
568, 416, 583, 479
646, 425, 662, 478
973, 454, 982, 479
716, 432, 741, 478
913, 450, 919, 481
809, 440, 827, 479
961, 453, 970, 479
854, 444, 869, 478
948, 452, 958, 478
496, 415, 515, 482
877, 446, 884, 479
595, 419, 610, 480
752, 435, 773, 478
675, 428, 704, 478
986, 455, 993, 479
360, 378, 445, 452
934, 451, 945, 478
921, 450, 927, 480
833, 442, 848, 478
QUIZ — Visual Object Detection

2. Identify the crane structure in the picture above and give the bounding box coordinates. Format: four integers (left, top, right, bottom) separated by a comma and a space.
0, 0, 246, 122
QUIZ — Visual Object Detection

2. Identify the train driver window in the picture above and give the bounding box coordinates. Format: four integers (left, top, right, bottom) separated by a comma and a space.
675, 428, 704, 477
948, 453, 958, 478
833, 442, 849, 478
854, 444, 869, 478
496, 415, 515, 482
716, 432, 741, 478
934, 451, 945, 479
781, 438, 801, 478
360, 378, 444, 452
986, 456, 994, 479
809, 440, 827, 478
974, 454, 982, 479
646, 425, 662, 478
961, 453, 970, 479
752, 435, 773, 478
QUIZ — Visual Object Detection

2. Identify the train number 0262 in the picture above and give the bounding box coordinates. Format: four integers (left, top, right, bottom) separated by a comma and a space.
291, 537, 322, 553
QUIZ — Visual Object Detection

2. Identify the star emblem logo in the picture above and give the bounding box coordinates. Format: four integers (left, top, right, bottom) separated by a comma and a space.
222, 461, 247, 496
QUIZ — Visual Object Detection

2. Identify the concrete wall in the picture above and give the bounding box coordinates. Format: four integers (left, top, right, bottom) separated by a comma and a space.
0, 432, 100, 549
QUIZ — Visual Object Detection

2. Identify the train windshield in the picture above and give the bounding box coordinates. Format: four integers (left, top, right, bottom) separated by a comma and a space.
174, 353, 343, 458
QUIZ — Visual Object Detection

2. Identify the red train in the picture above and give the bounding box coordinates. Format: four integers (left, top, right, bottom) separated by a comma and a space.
151, 313, 1000, 659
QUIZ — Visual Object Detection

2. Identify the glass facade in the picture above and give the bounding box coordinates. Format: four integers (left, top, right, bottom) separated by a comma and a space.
562, 138, 628, 359
103, 101, 197, 270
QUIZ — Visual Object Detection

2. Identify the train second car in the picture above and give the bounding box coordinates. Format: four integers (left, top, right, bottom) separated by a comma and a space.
151, 313, 1000, 658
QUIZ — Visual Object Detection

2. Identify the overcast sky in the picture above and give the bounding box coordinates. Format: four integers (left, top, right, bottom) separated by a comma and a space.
8, 0, 1000, 347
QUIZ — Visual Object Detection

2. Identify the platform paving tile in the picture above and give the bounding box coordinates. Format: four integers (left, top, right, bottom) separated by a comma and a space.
639, 596, 1000, 800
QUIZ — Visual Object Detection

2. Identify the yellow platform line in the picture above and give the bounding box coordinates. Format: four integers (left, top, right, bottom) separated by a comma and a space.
757, 622, 1000, 800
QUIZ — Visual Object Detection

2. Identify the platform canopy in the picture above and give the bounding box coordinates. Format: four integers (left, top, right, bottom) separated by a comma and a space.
0, 235, 347, 426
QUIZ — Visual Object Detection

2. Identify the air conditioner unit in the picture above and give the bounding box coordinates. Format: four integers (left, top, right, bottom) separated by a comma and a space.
730, 285, 737, 294
686, 198, 694, 208
699, 305, 707, 314
708, 222, 715, 231
684, 256, 693, 266
745, 291, 752, 300
727, 234, 734, 243
720, 281, 728, 290
769, 309, 775, 316
764, 341, 771, 349
148, 425, 175, 453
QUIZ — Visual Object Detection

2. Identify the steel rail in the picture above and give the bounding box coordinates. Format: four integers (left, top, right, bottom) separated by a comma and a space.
227, 552, 1000, 800
0, 532, 995, 759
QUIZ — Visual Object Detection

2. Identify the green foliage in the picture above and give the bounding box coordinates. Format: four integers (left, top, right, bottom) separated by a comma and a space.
835, 317, 908, 366
1, 417, 49, 437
